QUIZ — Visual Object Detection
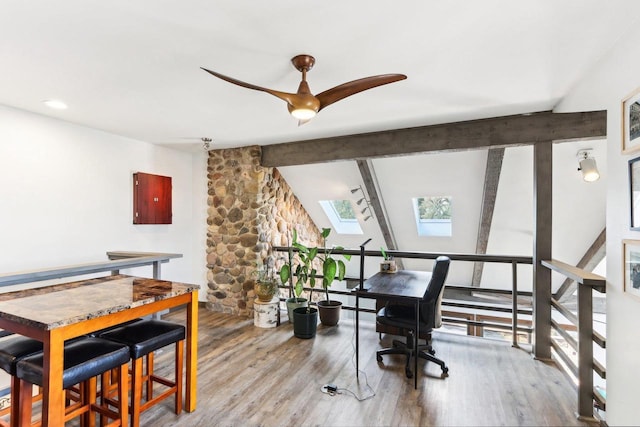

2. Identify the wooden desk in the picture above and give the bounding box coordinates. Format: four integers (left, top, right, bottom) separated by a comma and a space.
355, 270, 430, 389
0, 274, 199, 426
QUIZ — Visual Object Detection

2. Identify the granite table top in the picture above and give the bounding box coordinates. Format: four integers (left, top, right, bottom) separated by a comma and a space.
0, 274, 199, 330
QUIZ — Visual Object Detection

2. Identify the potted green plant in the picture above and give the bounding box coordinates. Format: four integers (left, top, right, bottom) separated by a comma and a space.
253, 262, 278, 302
380, 246, 397, 273
291, 235, 319, 339
316, 228, 351, 326
279, 230, 310, 322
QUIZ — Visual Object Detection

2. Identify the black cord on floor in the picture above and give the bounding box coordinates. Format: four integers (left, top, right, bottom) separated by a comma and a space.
321, 311, 376, 401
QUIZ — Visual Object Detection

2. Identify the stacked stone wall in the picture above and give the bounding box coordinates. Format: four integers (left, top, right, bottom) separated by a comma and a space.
206, 145, 321, 316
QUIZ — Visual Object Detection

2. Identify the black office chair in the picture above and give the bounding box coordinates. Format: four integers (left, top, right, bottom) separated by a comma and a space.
376, 256, 450, 379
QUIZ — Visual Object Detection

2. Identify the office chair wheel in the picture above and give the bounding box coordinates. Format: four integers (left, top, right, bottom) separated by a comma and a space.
441, 367, 449, 378
428, 348, 436, 355
376, 354, 383, 363
405, 367, 413, 379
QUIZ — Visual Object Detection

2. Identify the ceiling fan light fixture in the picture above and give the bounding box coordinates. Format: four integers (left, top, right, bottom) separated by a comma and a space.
290, 107, 317, 120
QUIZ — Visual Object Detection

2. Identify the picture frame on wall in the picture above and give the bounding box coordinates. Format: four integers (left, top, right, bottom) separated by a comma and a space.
622, 87, 640, 154
630, 156, 640, 230
623, 240, 640, 299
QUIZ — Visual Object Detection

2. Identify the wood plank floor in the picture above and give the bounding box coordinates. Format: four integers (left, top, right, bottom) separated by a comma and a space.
138, 307, 594, 427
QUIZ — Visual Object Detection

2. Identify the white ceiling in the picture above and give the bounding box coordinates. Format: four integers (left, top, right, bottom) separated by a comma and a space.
1, 1, 639, 150
0, 1, 619, 288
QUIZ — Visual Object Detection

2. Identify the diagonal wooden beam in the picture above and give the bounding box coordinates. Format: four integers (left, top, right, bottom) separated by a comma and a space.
261, 110, 606, 167
471, 148, 505, 287
555, 227, 606, 301
356, 159, 404, 270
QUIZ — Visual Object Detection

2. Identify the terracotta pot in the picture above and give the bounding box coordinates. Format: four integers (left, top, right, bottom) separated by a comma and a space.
317, 300, 342, 326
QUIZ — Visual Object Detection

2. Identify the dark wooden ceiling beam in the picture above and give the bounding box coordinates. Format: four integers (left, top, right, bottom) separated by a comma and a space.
261, 110, 607, 167
554, 227, 606, 301
356, 159, 404, 270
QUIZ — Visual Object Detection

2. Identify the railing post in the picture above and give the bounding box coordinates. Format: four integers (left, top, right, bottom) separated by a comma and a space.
152, 261, 162, 319
540, 259, 606, 421
153, 261, 161, 279
577, 283, 594, 420
511, 260, 518, 348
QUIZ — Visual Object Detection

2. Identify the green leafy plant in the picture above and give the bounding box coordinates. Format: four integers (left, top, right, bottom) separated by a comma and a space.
318, 228, 351, 302
293, 232, 318, 313
255, 262, 275, 282
380, 246, 392, 261
278, 231, 297, 301
279, 228, 351, 311
278, 229, 319, 310
253, 262, 278, 301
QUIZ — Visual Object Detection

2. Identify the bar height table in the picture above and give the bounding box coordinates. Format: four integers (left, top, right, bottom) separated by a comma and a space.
0, 274, 199, 426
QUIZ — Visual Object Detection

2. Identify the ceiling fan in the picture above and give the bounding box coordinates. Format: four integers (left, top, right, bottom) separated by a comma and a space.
201, 54, 407, 123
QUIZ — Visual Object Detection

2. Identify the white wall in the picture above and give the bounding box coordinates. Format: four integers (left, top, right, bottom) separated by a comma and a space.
556, 24, 640, 425
0, 105, 208, 300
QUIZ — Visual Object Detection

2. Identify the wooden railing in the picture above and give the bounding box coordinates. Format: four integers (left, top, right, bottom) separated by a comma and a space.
273, 246, 534, 347
541, 259, 606, 422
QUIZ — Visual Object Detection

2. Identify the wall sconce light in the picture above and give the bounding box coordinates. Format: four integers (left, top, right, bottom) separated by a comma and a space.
351, 185, 373, 221
577, 149, 600, 182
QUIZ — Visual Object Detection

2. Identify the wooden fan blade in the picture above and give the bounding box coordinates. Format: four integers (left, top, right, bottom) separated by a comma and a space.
200, 67, 298, 105
316, 74, 407, 111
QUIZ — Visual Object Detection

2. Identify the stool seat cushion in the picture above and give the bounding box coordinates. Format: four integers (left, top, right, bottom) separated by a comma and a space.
0, 336, 43, 375
16, 337, 130, 389
99, 319, 185, 359
89, 318, 144, 337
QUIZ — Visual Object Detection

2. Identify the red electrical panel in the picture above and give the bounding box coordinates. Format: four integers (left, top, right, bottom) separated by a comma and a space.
133, 172, 172, 224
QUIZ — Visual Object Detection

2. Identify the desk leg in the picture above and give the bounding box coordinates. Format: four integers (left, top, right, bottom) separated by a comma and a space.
41, 331, 64, 426
185, 291, 198, 412
414, 301, 419, 390
355, 293, 359, 379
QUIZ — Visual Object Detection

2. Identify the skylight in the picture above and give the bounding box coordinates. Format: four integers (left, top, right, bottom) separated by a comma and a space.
319, 200, 363, 235
412, 196, 452, 237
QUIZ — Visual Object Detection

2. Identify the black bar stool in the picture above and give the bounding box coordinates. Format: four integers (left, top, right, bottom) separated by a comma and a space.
15, 337, 130, 427
0, 336, 43, 427
98, 319, 185, 427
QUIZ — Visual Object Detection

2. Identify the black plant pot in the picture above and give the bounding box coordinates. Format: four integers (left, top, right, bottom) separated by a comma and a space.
293, 307, 318, 339
317, 300, 342, 326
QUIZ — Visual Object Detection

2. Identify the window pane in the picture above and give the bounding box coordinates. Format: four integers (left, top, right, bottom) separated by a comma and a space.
331, 200, 356, 220
413, 196, 452, 237
319, 200, 363, 235
417, 196, 452, 220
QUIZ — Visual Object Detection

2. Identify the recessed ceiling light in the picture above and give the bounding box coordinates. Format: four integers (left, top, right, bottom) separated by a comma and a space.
43, 99, 68, 110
